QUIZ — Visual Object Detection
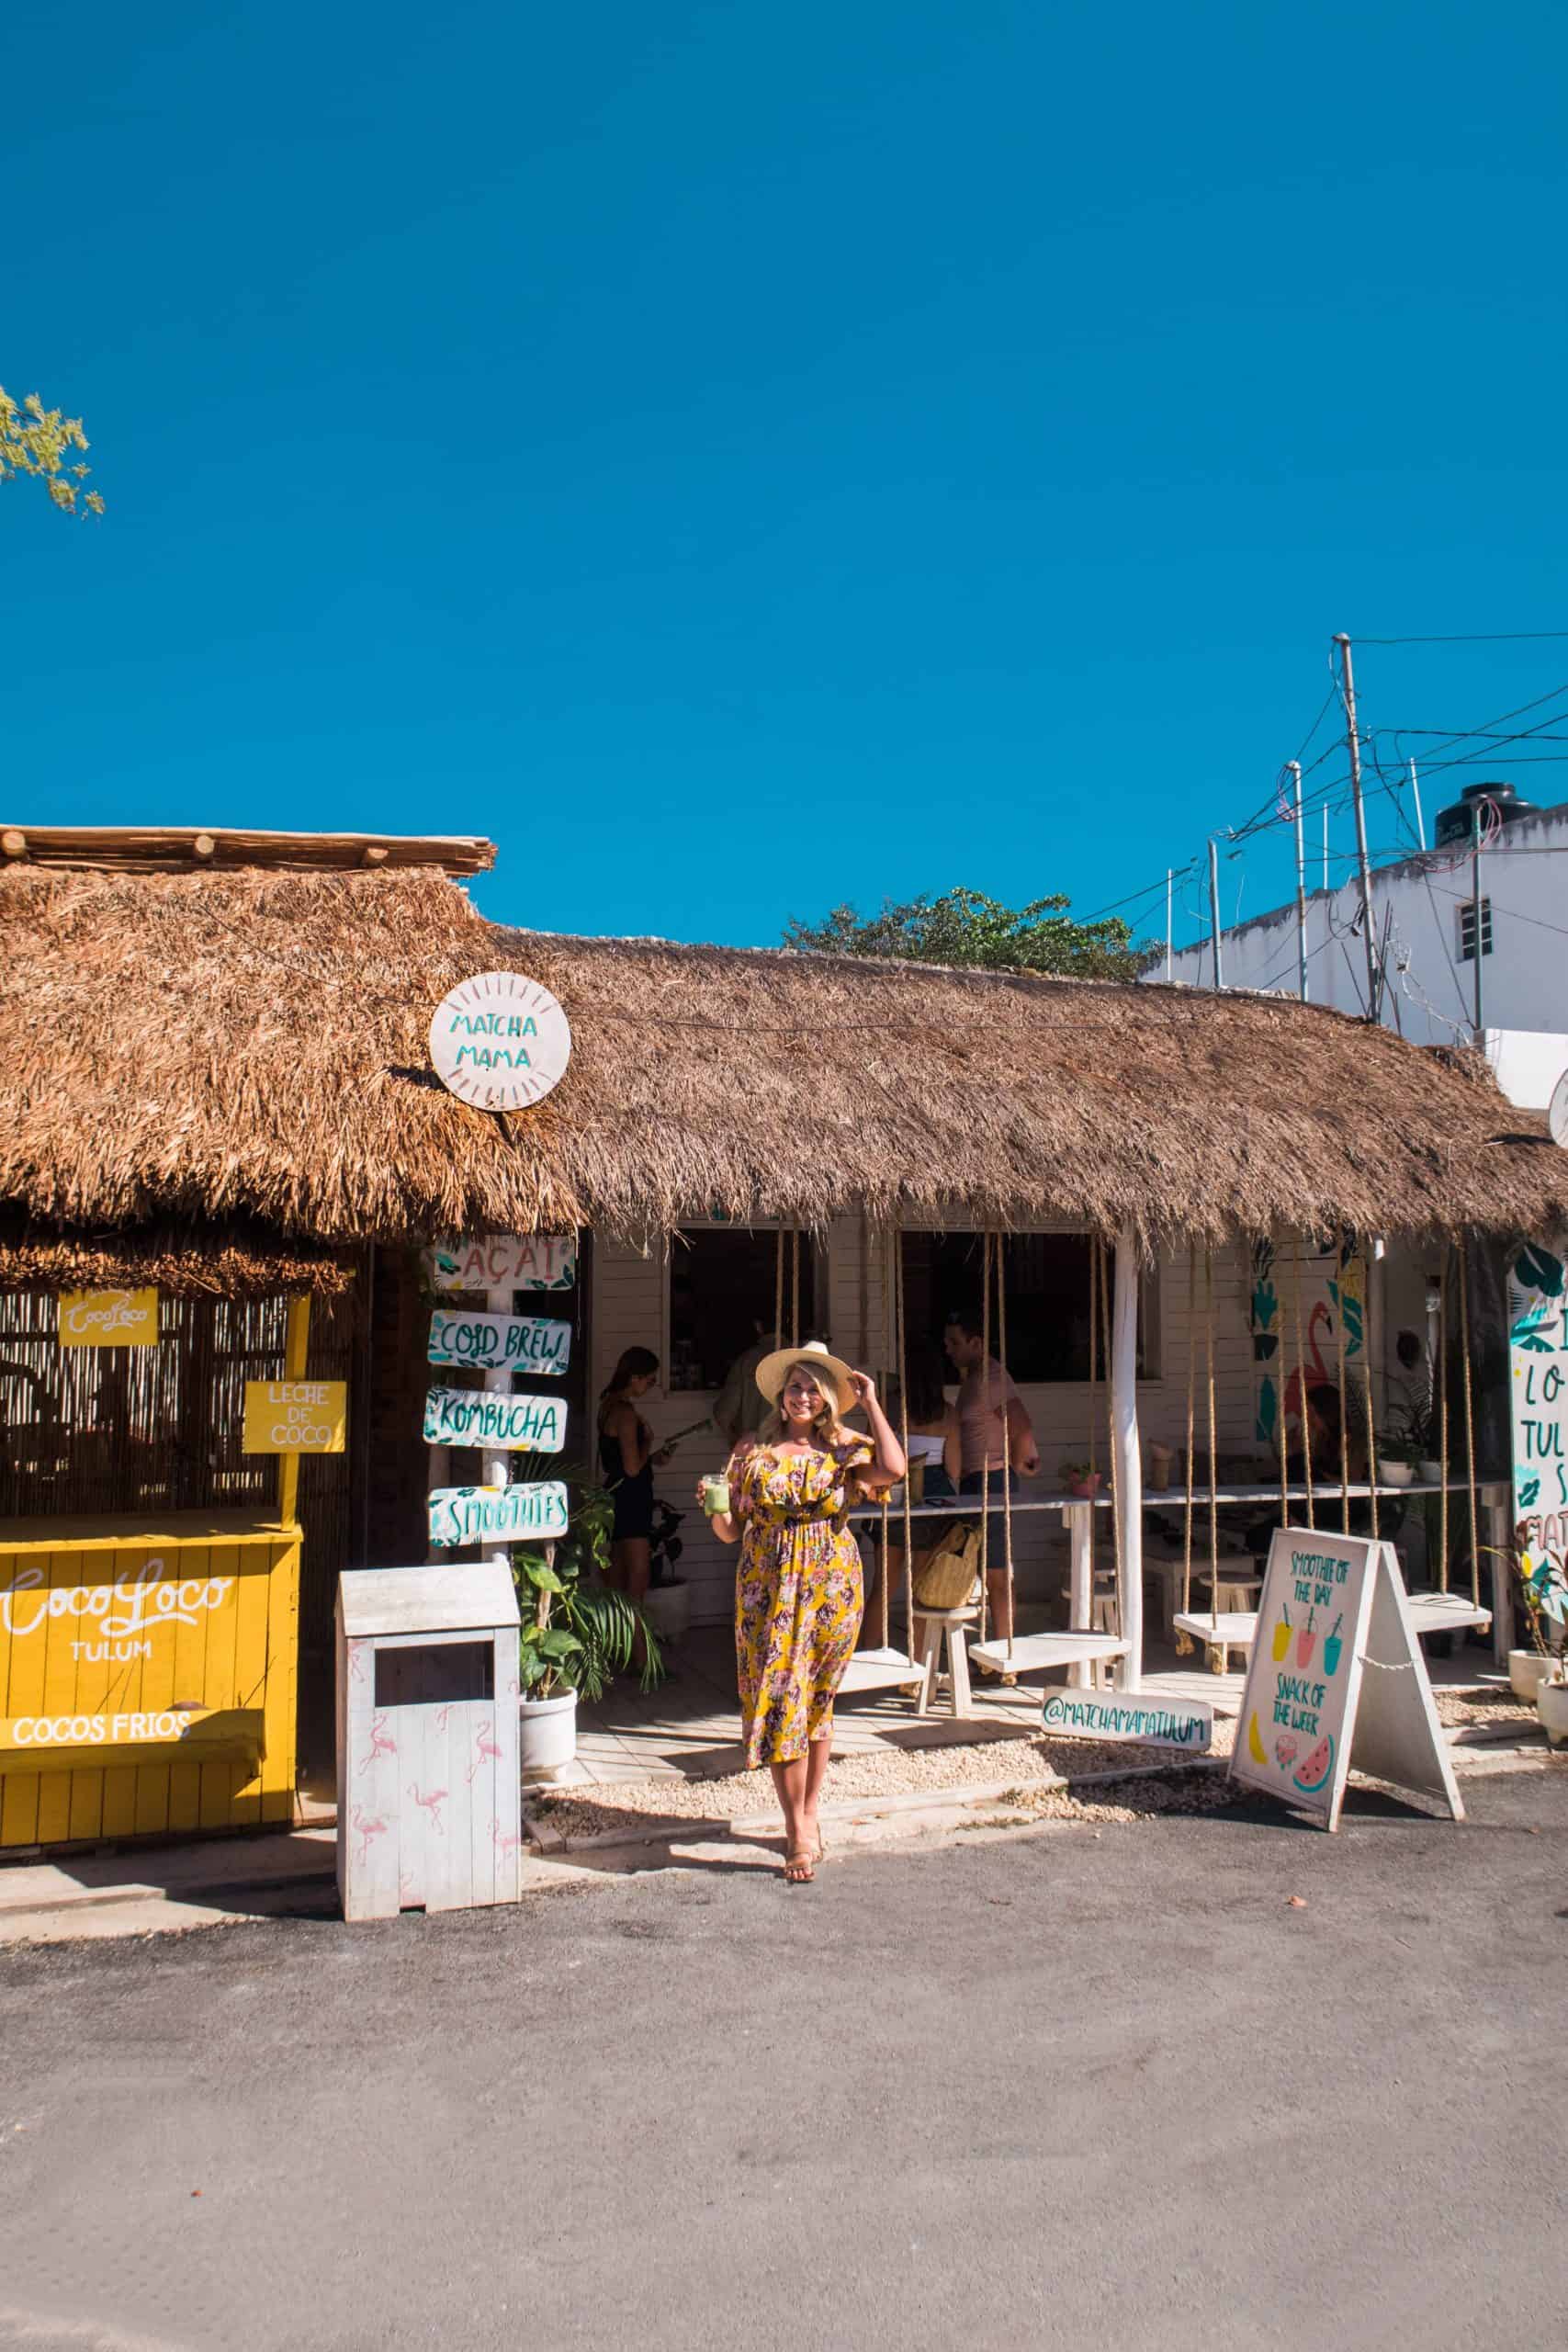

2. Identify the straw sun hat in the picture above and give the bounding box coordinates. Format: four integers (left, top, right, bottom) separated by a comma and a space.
753, 1338, 857, 1418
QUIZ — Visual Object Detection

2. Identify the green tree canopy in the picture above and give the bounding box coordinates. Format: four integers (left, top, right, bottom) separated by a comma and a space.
1, 387, 105, 516
784, 886, 1155, 980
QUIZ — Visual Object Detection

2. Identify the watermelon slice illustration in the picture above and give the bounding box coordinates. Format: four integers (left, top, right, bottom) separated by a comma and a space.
1293, 1732, 1335, 1794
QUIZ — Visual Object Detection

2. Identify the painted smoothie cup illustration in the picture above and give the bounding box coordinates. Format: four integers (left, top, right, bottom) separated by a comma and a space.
1323, 1611, 1345, 1676
1271, 1602, 1292, 1663
1296, 1607, 1316, 1669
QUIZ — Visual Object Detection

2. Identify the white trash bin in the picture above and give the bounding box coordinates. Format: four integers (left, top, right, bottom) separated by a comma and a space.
336, 1560, 522, 1922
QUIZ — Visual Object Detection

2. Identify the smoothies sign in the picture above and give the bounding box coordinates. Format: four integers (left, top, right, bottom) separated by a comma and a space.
1229, 1529, 1461, 1831
1506, 1242, 1568, 1632
428, 972, 571, 1114
428, 1481, 570, 1548
58, 1289, 159, 1348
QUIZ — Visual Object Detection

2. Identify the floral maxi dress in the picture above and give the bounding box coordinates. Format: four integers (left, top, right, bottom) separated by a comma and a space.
732, 1440, 874, 1769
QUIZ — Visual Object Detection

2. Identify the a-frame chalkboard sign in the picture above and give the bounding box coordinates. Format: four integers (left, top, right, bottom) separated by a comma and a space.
1229, 1528, 1462, 1832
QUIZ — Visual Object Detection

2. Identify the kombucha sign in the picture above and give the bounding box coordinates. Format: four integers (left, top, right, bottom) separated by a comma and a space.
58, 1289, 159, 1347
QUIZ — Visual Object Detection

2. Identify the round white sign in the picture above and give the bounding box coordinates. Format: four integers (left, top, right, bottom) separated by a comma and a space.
1550, 1067, 1568, 1151
428, 972, 572, 1113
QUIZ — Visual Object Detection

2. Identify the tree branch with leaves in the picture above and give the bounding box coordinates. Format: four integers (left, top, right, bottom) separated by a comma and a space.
784, 885, 1155, 980
1, 387, 105, 517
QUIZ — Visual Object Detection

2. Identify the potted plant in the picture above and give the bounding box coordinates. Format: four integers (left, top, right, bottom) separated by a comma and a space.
1058, 1460, 1102, 1499
513, 1472, 662, 1781
1379, 1374, 1434, 1487
1507, 1536, 1568, 1722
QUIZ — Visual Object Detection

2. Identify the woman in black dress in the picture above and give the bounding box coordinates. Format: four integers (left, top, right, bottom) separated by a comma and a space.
598, 1347, 673, 1612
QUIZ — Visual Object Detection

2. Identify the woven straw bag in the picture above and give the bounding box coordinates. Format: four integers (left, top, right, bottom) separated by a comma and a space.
911, 1521, 982, 1611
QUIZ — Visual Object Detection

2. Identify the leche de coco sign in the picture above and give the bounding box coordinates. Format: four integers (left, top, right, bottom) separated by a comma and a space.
428, 973, 571, 1114
243, 1380, 349, 1455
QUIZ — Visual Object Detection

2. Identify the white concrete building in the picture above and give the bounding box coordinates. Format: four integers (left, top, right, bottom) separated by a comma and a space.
1153, 786, 1568, 1109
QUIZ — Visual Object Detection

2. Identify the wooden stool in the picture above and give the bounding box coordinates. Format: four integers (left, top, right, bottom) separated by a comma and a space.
917, 1605, 978, 1718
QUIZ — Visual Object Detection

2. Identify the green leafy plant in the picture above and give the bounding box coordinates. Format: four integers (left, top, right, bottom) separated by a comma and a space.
783, 886, 1156, 980
513, 1466, 663, 1699
1377, 1374, 1436, 1468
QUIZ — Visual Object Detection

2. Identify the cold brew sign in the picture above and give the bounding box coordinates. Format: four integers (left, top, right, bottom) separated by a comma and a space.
427, 1308, 571, 1374
428, 972, 571, 1114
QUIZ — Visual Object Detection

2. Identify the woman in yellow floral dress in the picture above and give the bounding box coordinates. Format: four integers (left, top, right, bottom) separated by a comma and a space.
706, 1340, 905, 1881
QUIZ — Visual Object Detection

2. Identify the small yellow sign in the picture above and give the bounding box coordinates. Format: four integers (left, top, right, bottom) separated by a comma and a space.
58, 1289, 160, 1348
243, 1378, 348, 1455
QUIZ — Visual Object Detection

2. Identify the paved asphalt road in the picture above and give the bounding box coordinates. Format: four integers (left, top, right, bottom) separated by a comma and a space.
2, 1771, 1566, 2352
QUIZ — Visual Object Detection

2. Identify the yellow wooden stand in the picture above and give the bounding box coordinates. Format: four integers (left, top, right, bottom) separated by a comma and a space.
0, 1296, 311, 1849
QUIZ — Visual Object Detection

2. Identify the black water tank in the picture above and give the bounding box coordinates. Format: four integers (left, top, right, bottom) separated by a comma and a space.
1432, 779, 1540, 849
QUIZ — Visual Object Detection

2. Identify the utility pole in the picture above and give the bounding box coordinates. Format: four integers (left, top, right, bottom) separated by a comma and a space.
1165, 870, 1173, 982
1207, 838, 1224, 989
1288, 760, 1308, 1001
1472, 800, 1485, 1037
1334, 633, 1382, 1023
1408, 757, 1427, 853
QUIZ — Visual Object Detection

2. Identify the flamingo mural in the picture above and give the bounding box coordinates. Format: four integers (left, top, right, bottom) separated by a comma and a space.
408, 1781, 449, 1832
491, 1817, 525, 1861
467, 1721, 504, 1784
350, 1804, 388, 1865
356, 1713, 397, 1777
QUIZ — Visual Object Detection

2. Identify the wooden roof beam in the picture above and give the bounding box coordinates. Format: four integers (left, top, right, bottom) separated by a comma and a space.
0, 826, 497, 876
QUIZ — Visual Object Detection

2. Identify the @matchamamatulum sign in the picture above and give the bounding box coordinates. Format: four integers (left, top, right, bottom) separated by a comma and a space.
429, 972, 571, 1114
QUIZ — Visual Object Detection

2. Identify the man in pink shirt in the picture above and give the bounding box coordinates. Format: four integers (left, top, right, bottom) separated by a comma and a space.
942, 1306, 1039, 1642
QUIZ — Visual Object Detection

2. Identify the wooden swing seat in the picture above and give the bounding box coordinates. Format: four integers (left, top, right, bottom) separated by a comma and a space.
967, 1630, 1129, 1680
839, 1647, 929, 1696
1402, 1592, 1493, 1637
1172, 1609, 1258, 1673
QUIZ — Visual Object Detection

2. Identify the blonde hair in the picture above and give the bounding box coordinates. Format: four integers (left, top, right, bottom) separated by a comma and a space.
760, 1360, 849, 1451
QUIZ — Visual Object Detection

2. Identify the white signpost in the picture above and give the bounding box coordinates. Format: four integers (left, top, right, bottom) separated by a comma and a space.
428, 972, 571, 1114
423, 1387, 568, 1453
423, 1235, 578, 1294
427, 1309, 571, 1374
428, 1482, 570, 1549
1041, 1689, 1213, 1752
1229, 1528, 1461, 1831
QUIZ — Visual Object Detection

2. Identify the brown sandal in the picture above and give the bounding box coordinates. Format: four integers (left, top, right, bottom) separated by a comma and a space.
784, 1847, 816, 1883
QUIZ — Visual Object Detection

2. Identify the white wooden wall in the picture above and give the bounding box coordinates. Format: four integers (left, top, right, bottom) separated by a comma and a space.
592, 1222, 1264, 1631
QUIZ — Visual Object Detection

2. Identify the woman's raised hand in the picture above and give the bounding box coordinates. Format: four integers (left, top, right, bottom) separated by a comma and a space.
846, 1369, 877, 1408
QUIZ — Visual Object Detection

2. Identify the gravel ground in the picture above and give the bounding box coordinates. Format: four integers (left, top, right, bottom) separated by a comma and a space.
531, 1707, 1239, 1840
531, 1685, 1535, 1845
1433, 1682, 1536, 1729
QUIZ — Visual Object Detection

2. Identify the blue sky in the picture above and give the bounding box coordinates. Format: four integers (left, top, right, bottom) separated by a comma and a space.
6, 1, 1566, 953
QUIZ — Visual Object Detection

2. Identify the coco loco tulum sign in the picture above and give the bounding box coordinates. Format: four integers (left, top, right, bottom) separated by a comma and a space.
428, 972, 571, 1114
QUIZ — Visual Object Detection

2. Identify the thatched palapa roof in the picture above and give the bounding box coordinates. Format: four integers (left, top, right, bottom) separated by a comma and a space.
3, 862, 1565, 1268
